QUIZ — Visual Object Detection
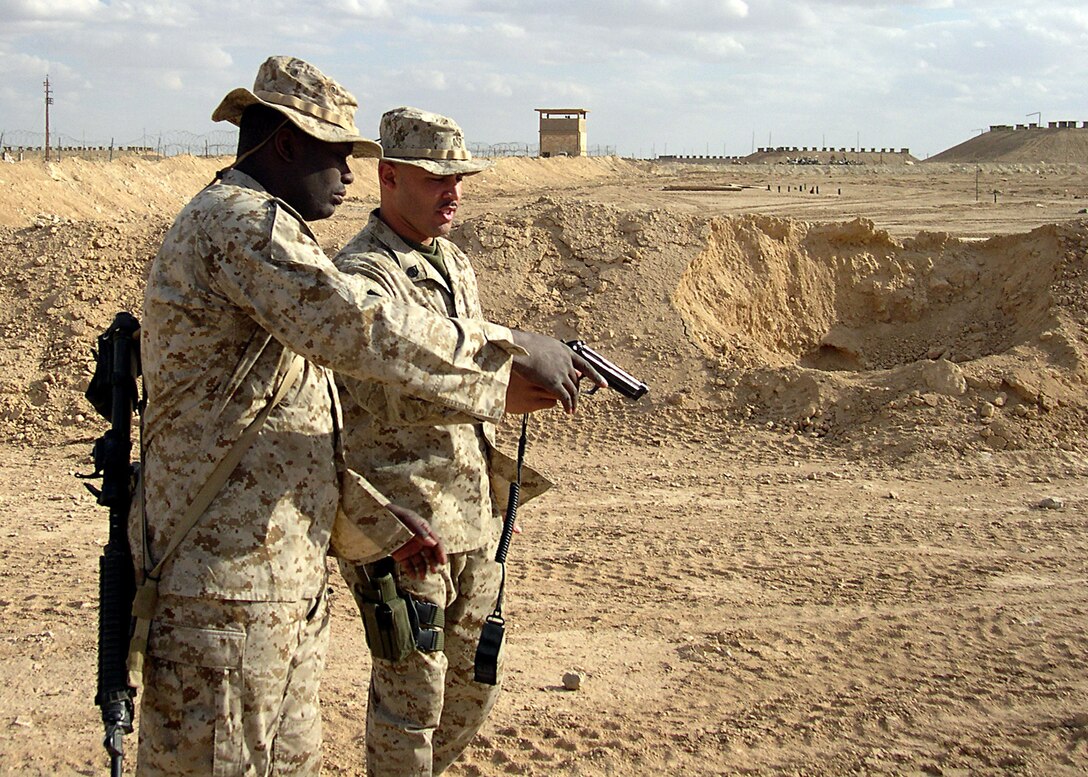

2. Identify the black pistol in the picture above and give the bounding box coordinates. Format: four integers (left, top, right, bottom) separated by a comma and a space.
566, 340, 648, 400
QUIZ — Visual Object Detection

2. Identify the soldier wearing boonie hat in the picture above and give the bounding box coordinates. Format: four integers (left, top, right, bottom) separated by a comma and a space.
135, 61, 596, 775
211, 56, 381, 162
378, 106, 493, 176
334, 107, 564, 777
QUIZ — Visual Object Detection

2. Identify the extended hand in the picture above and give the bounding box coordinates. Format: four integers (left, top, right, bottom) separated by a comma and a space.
505, 369, 558, 414
509, 331, 607, 414
388, 503, 447, 578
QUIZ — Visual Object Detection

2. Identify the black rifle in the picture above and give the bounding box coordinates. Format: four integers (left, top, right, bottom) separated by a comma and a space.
80, 311, 142, 777
566, 340, 648, 400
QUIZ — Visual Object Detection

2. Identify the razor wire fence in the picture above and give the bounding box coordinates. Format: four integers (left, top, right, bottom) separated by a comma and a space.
0, 128, 239, 161
1, 127, 619, 162
468, 141, 617, 158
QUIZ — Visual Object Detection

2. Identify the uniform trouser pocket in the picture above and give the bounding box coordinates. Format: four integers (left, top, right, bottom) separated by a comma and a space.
139, 622, 245, 777
136, 594, 327, 777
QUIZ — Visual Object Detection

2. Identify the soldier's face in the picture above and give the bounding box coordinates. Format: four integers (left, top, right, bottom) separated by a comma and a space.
282, 134, 355, 221
380, 162, 463, 244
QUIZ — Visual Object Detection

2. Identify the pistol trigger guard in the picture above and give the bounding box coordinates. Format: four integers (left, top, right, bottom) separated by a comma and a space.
576, 374, 601, 395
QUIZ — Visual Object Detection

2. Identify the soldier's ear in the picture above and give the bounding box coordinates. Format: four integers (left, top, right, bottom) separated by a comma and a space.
271, 125, 299, 164
377, 160, 398, 190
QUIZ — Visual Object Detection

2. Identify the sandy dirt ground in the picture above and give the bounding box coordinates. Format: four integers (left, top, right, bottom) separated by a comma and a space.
0, 155, 1086, 776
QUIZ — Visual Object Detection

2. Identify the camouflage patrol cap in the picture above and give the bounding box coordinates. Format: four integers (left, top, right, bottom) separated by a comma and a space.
379, 106, 492, 175
212, 56, 381, 158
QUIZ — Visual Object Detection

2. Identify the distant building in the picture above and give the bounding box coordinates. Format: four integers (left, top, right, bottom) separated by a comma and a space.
536, 108, 588, 157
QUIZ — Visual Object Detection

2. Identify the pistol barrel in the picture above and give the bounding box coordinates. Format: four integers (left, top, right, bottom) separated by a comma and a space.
566, 340, 648, 400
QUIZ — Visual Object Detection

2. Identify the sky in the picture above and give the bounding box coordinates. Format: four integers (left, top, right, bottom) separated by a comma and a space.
1, 0, 1085, 159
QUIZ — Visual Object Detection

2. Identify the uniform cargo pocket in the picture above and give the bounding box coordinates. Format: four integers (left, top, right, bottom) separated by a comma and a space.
142, 623, 245, 776
148, 622, 245, 669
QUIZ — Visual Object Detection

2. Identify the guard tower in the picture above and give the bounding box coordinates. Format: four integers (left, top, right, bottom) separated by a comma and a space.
536, 108, 588, 157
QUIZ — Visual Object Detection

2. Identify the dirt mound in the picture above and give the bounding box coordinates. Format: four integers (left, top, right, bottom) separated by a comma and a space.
677, 216, 1064, 371
928, 127, 1088, 164
0, 217, 165, 443
470, 155, 655, 194
0, 156, 225, 228
454, 201, 1088, 458
3, 157, 1088, 461
673, 214, 1088, 454
0, 155, 652, 229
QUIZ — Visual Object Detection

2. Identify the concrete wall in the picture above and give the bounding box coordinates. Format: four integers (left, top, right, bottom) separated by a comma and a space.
995, 121, 1084, 132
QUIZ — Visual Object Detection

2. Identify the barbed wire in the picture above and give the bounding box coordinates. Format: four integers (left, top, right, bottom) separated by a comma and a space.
468, 142, 617, 158
2, 127, 619, 161
0, 128, 239, 158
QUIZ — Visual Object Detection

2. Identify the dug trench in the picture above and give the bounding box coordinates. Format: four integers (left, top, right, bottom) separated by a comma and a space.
455, 199, 1088, 461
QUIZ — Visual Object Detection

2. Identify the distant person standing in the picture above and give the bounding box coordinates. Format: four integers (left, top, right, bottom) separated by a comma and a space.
136, 58, 599, 776
335, 107, 564, 776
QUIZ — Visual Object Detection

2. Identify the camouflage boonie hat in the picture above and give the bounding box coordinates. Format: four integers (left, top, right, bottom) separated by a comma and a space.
379, 106, 492, 176
212, 56, 381, 158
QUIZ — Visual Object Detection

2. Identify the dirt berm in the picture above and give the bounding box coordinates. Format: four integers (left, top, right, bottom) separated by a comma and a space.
2, 156, 1087, 462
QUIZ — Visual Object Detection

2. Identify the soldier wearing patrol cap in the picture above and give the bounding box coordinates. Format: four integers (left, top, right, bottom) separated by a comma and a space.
335, 107, 568, 776
137, 59, 600, 776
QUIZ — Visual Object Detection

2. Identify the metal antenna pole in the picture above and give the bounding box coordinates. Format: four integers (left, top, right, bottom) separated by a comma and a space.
44, 76, 54, 161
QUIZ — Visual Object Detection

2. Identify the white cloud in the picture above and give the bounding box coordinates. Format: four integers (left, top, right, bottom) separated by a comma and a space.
156, 71, 185, 91
0, 0, 1084, 158
491, 22, 527, 39
691, 32, 745, 59
0, 0, 102, 21
393, 68, 450, 92
0, 49, 53, 75
467, 0, 748, 32
320, 0, 394, 17
470, 74, 515, 98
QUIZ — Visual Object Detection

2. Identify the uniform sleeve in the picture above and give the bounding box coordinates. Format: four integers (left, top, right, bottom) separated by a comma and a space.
205, 201, 518, 422
331, 468, 414, 564
335, 251, 503, 427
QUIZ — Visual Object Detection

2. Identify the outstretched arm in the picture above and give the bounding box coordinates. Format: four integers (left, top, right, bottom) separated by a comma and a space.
509, 330, 607, 414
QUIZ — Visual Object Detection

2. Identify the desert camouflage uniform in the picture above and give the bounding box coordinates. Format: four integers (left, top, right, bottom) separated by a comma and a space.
137, 170, 521, 776
336, 212, 550, 776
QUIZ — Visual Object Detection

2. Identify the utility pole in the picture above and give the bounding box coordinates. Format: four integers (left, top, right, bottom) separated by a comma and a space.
44, 75, 54, 161
1027, 111, 1041, 128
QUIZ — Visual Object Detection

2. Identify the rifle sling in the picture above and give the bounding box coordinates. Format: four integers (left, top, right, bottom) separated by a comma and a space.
127, 353, 304, 683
